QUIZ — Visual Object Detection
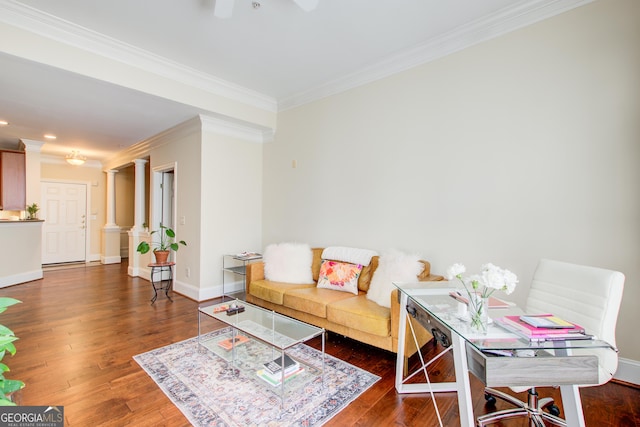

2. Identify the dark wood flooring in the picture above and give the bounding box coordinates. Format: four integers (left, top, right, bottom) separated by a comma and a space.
1, 263, 638, 426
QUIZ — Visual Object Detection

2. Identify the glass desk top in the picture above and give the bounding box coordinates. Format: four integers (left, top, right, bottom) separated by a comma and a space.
393, 281, 615, 353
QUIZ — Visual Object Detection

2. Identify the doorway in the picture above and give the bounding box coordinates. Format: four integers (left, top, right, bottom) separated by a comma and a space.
159, 170, 175, 229
41, 181, 89, 264
150, 164, 177, 254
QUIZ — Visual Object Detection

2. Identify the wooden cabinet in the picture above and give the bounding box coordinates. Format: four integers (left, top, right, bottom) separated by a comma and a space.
0, 150, 26, 210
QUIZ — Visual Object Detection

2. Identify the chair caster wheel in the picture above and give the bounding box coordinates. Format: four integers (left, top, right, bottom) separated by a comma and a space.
484, 393, 496, 406
547, 404, 561, 416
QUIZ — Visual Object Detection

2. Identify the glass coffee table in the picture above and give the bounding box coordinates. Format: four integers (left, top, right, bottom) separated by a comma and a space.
198, 299, 325, 407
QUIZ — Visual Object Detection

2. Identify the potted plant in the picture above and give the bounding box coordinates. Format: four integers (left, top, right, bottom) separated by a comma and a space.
136, 224, 186, 264
0, 297, 24, 405
26, 203, 38, 220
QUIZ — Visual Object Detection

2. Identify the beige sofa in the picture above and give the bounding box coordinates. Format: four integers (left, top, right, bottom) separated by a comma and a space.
246, 248, 443, 355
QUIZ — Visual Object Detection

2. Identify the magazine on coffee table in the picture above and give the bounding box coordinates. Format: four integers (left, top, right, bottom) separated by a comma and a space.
217, 335, 249, 350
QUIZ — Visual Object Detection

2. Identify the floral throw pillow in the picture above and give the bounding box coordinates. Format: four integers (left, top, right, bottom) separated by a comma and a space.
316, 260, 363, 295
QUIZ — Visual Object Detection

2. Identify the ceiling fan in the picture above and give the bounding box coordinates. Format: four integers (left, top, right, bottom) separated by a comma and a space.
213, 0, 319, 18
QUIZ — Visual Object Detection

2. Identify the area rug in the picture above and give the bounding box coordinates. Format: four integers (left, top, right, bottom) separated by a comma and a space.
134, 327, 380, 426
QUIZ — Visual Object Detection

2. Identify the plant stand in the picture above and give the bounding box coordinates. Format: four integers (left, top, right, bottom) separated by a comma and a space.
148, 262, 175, 304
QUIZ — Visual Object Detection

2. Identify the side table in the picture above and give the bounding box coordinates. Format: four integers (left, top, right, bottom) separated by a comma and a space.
148, 262, 175, 304
222, 253, 262, 300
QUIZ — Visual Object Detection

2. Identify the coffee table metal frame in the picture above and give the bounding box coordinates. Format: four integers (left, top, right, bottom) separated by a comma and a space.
198, 299, 325, 407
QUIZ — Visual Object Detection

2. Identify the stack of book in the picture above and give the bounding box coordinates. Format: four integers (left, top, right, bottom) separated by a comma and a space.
256, 354, 304, 386
495, 314, 592, 341
235, 252, 262, 260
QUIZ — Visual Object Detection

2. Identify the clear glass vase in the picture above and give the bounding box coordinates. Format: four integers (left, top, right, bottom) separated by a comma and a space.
469, 296, 488, 334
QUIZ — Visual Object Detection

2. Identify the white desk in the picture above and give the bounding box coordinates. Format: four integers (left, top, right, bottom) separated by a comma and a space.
394, 282, 615, 427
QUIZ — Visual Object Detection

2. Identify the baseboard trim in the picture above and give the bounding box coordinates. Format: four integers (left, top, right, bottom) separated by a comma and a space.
172, 280, 243, 302
173, 280, 201, 301
0, 269, 43, 288
615, 357, 640, 386
101, 255, 121, 264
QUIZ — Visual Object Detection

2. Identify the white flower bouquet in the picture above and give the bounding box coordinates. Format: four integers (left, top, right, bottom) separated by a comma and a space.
446, 263, 518, 333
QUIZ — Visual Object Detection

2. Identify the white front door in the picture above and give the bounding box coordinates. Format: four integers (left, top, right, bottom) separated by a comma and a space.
41, 181, 87, 264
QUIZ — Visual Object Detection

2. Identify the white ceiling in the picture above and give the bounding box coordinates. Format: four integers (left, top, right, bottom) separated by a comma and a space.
0, 0, 591, 162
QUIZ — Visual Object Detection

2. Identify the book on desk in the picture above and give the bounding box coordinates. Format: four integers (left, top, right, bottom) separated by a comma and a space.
495, 314, 593, 341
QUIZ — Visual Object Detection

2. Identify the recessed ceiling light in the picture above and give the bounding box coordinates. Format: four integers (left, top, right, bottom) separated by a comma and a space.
44, 134, 57, 140
0, 120, 8, 126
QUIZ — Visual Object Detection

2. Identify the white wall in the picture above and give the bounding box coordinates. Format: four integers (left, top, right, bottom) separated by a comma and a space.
0, 221, 43, 287
147, 120, 203, 299
134, 116, 263, 301
199, 126, 263, 299
263, 0, 640, 364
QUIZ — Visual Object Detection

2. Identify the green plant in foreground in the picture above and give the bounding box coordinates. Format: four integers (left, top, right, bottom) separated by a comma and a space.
0, 297, 24, 406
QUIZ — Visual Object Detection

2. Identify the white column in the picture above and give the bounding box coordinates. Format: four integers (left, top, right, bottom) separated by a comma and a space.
133, 159, 148, 231
102, 169, 121, 264
128, 159, 149, 277
105, 169, 118, 227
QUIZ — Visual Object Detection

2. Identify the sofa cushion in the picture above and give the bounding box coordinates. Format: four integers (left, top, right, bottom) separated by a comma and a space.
283, 287, 356, 318
263, 243, 314, 284
249, 280, 315, 305
317, 260, 363, 295
327, 296, 391, 337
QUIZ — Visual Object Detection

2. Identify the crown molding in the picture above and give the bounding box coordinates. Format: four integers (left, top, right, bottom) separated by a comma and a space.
0, 0, 277, 113
278, 0, 595, 111
40, 154, 102, 168
201, 115, 275, 144
0, 0, 594, 114
103, 116, 202, 170
102, 113, 273, 170
18, 139, 44, 152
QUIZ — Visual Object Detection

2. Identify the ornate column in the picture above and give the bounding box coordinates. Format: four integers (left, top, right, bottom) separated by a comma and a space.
101, 169, 121, 264
105, 169, 117, 227
128, 159, 149, 277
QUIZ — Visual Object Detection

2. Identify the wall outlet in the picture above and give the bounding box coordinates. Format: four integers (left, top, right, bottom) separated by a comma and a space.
185, 267, 191, 278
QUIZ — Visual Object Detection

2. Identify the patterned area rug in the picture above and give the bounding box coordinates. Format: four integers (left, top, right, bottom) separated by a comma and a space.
134, 327, 380, 426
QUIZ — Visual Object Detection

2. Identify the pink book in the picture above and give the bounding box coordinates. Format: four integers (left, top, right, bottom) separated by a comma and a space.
499, 315, 585, 336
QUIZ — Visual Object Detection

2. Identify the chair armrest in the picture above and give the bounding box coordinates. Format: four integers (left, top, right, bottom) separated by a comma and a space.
246, 261, 265, 294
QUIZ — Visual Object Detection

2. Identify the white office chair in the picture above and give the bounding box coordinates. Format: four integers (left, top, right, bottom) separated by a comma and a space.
477, 259, 625, 427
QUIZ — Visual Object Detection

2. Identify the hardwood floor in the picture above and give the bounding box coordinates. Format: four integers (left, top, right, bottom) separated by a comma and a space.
1, 263, 638, 426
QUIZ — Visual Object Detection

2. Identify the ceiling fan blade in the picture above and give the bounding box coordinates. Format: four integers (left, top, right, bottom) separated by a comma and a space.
292, 0, 319, 12
214, 0, 235, 18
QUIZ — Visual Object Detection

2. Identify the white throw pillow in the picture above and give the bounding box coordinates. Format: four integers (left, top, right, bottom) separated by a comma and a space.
263, 243, 314, 284
366, 249, 424, 308
321, 247, 377, 267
